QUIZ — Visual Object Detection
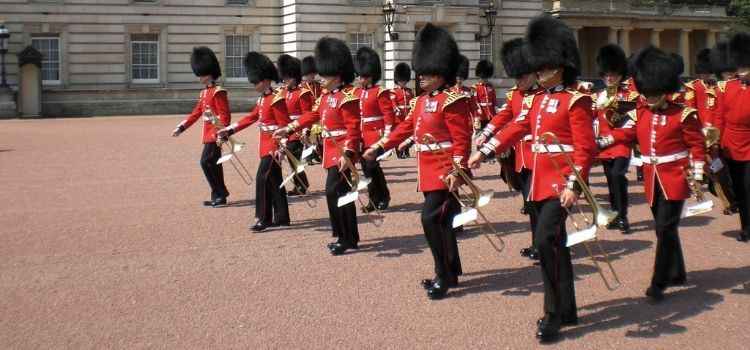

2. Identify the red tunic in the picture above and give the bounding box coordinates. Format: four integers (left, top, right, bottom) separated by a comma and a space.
280, 85, 315, 142
353, 84, 396, 148
290, 86, 362, 169
492, 86, 596, 201
231, 88, 291, 157
301, 80, 323, 100
485, 86, 544, 172
715, 79, 750, 161
179, 83, 231, 144
378, 89, 472, 192
684, 79, 718, 127
611, 103, 706, 205
451, 85, 481, 120
473, 82, 497, 121
390, 85, 414, 125
595, 86, 638, 159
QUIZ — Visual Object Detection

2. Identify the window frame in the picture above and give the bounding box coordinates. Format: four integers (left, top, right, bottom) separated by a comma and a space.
479, 34, 494, 77
225, 34, 251, 81
130, 34, 160, 84
348, 32, 374, 57
31, 35, 61, 86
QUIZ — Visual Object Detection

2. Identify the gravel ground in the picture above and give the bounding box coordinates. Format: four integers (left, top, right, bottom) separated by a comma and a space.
1, 115, 749, 349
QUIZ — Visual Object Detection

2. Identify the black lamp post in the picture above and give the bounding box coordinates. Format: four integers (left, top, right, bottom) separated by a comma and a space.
0, 21, 9, 88
475, 2, 497, 41
382, 1, 399, 41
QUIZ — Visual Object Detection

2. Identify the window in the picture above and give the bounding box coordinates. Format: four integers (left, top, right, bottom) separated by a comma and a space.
31, 36, 60, 84
131, 34, 159, 83
225, 35, 250, 79
480, 34, 493, 67
226, 0, 248, 4
349, 33, 373, 56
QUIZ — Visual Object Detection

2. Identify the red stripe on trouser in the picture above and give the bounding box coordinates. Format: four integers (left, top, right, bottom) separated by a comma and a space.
438, 192, 451, 274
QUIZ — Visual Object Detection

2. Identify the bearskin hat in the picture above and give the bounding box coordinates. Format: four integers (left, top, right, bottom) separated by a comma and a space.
631, 45, 681, 96
500, 38, 531, 79
671, 53, 685, 75
244, 52, 279, 83
524, 14, 581, 86
190, 46, 221, 79
411, 23, 461, 86
711, 41, 734, 77
301, 56, 316, 76
457, 55, 470, 80
315, 37, 355, 84
728, 32, 750, 69
595, 43, 628, 78
354, 46, 382, 83
475, 59, 494, 78
394, 62, 411, 82
277, 54, 302, 83
694, 48, 713, 75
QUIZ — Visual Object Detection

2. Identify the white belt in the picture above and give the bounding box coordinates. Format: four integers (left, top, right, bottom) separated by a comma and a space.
415, 141, 453, 152
362, 116, 384, 123
641, 151, 689, 165
259, 124, 280, 132
397, 105, 407, 109
532, 143, 575, 153
290, 114, 302, 120
322, 129, 346, 138
478, 102, 492, 106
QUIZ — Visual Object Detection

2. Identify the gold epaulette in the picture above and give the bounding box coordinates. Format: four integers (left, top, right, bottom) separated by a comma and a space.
684, 79, 698, 90
684, 90, 695, 101
505, 90, 514, 101
212, 86, 226, 96
627, 90, 640, 101
339, 91, 359, 107
272, 91, 285, 105
409, 96, 418, 111
568, 91, 589, 110
299, 87, 312, 97
681, 107, 698, 122
377, 86, 390, 97
442, 91, 468, 111
626, 109, 637, 122
718, 80, 728, 93
523, 94, 534, 109
312, 96, 321, 112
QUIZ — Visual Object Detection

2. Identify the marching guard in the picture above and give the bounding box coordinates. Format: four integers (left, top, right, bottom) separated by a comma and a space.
275, 37, 362, 255
363, 23, 471, 300
453, 55, 482, 131
599, 45, 706, 299
277, 54, 313, 196
353, 47, 395, 212
390, 62, 414, 159
171, 46, 230, 207
469, 15, 596, 342
473, 59, 497, 136
218, 52, 292, 232
594, 43, 638, 234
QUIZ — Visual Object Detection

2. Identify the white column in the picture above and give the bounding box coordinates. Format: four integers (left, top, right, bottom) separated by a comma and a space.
608, 27, 618, 44
618, 27, 632, 55
679, 29, 693, 76
650, 28, 662, 47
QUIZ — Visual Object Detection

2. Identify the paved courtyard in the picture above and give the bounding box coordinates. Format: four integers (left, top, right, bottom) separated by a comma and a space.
1, 115, 749, 349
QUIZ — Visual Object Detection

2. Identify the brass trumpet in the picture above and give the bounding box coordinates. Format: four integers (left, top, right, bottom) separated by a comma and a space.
538, 131, 621, 291
205, 108, 254, 185
270, 140, 317, 208
421, 134, 504, 253
328, 130, 383, 227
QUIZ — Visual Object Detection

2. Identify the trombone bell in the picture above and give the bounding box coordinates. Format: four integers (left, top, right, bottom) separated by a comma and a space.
356, 177, 372, 192
476, 190, 494, 208
684, 200, 713, 217
595, 206, 619, 227
232, 141, 245, 153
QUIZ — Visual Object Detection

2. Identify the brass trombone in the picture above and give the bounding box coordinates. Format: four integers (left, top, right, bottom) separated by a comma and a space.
205, 108, 254, 185
702, 126, 735, 214
270, 140, 317, 208
420, 134, 504, 253
538, 131, 621, 291
682, 165, 713, 217
328, 131, 383, 227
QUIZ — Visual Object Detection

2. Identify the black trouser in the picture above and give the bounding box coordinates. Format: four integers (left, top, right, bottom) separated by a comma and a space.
255, 155, 289, 223
200, 143, 228, 201
649, 184, 686, 288
519, 168, 537, 244
286, 139, 309, 193
602, 157, 630, 217
422, 190, 462, 282
533, 198, 576, 319
325, 167, 360, 244
360, 158, 390, 205
727, 159, 750, 233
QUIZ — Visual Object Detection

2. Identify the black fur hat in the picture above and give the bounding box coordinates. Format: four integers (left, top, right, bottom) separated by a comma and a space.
411, 23, 460, 86
277, 54, 302, 83
694, 48, 713, 75
524, 14, 581, 86
354, 46, 382, 83
595, 43, 628, 78
728, 32, 750, 69
190, 46, 221, 79
671, 53, 685, 75
244, 52, 279, 83
394, 62, 411, 82
500, 38, 531, 79
475, 59, 494, 78
314, 37, 355, 84
301, 56, 316, 76
631, 45, 681, 96
711, 41, 734, 77
457, 55, 470, 80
